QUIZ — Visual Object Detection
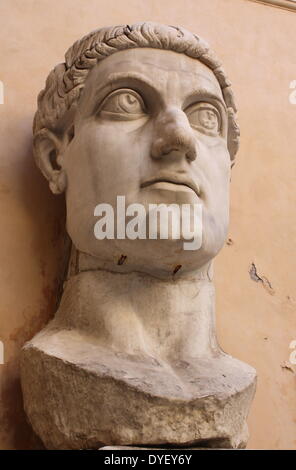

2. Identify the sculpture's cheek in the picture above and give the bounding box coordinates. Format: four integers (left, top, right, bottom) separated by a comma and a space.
185, 137, 230, 257
191, 136, 230, 196
64, 118, 151, 196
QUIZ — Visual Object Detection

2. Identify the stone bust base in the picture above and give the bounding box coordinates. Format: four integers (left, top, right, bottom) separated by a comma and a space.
21, 325, 256, 450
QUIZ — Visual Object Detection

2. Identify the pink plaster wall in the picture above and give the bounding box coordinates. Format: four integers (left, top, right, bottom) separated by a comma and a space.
0, 0, 295, 449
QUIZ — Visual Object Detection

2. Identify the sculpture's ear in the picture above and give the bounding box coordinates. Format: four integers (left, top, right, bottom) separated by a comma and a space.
33, 128, 67, 194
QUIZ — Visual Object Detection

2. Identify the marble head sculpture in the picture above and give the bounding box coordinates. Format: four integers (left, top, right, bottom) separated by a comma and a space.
21, 22, 256, 449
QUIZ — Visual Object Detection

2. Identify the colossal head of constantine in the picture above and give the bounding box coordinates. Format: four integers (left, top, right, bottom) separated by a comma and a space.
33, 22, 240, 276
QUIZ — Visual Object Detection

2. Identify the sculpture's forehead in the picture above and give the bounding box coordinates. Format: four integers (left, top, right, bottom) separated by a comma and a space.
84, 48, 224, 101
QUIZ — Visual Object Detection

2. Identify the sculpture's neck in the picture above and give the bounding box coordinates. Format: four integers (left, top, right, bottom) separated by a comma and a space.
54, 249, 220, 361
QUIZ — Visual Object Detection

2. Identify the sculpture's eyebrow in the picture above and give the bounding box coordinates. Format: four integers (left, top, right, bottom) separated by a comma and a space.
92, 71, 161, 108
103, 72, 156, 90
94, 71, 227, 110
185, 87, 227, 111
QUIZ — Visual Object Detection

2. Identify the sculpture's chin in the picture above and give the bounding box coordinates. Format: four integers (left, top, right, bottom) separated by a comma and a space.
66, 198, 229, 276
70, 234, 225, 278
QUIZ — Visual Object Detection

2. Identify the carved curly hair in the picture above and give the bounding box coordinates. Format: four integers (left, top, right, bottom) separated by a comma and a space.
33, 22, 240, 163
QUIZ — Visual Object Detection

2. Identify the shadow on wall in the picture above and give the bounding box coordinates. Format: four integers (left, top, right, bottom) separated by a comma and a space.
0, 121, 70, 449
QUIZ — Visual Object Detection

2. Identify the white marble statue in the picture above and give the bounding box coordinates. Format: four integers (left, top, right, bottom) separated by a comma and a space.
21, 22, 256, 449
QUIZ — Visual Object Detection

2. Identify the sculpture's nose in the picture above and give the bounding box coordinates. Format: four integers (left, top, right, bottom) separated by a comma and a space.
151, 107, 197, 162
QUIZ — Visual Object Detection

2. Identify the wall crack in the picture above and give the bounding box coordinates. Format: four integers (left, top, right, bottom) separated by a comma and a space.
249, 263, 275, 295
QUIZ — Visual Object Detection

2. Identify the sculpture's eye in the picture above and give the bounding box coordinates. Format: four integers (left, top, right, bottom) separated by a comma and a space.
99, 89, 146, 118
185, 102, 220, 136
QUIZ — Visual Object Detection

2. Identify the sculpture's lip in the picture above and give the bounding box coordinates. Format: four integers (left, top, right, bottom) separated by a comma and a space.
140, 173, 200, 197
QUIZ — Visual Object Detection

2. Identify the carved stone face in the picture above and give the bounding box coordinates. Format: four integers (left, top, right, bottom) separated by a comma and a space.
60, 48, 231, 275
